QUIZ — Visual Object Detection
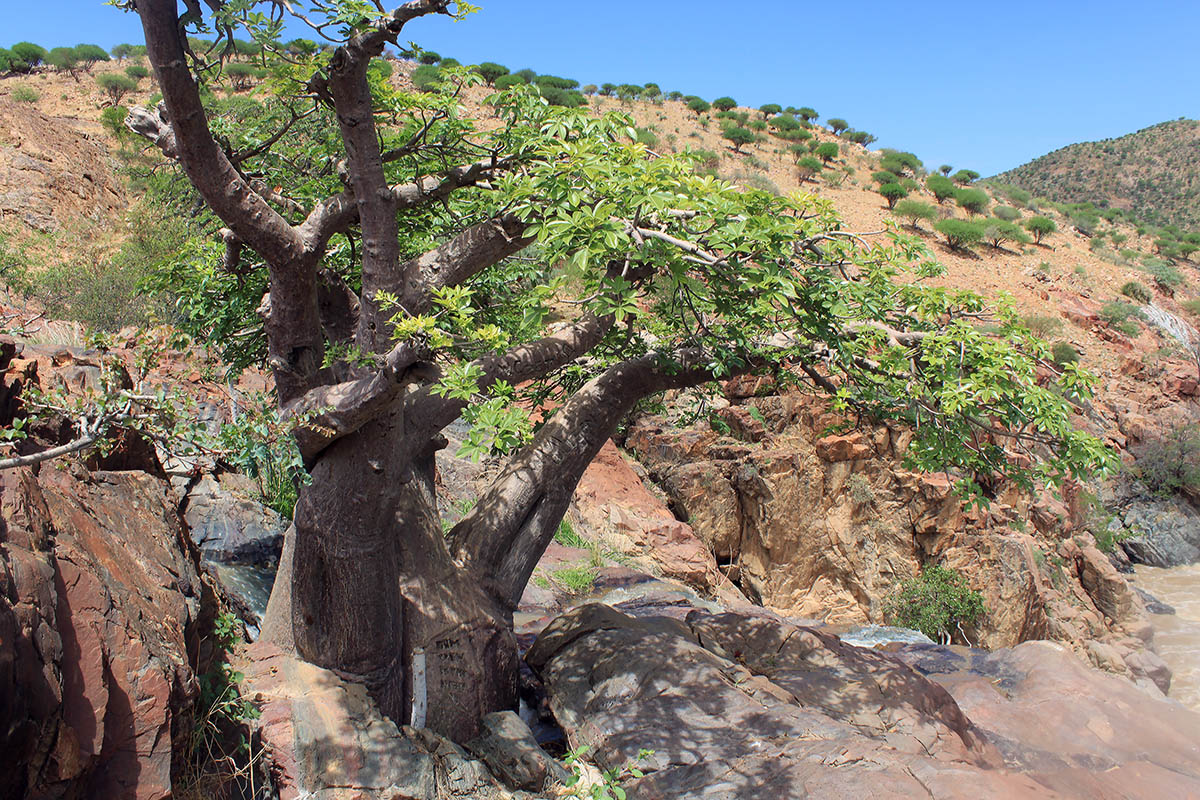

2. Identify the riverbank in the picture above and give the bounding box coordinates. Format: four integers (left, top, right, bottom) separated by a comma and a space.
1135, 563, 1200, 709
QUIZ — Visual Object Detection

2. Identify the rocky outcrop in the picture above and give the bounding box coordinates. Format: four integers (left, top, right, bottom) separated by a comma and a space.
1113, 489, 1200, 567
0, 464, 216, 800
529, 603, 1200, 799
624, 393, 1159, 682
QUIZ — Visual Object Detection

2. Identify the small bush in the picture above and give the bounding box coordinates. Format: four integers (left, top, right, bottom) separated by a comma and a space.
981, 219, 1031, 249
827, 117, 849, 134
951, 168, 980, 185
925, 175, 957, 204
493, 73, 526, 90
892, 199, 938, 230
878, 182, 907, 209
795, 156, 823, 183
1051, 341, 1079, 368
1133, 423, 1200, 497
1023, 313, 1062, 338
411, 63, 443, 91
11, 85, 39, 104
993, 205, 1021, 222
1099, 301, 1143, 336
884, 564, 986, 644
723, 126, 756, 154
934, 218, 982, 250
1025, 216, 1057, 244
474, 61, 508, 85
97, 72, 138, 104
1120, 281, 1152, 303
955, 187, 989, 216
125, 64, 150, 82
686, 96, 710, 115
712, 96, 737, 111
814, 141, 839, 163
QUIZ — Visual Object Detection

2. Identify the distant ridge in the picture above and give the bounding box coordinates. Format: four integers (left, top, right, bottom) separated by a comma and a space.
992, 118, 1200, 229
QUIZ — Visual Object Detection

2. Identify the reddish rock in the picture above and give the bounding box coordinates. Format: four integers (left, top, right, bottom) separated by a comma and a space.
814, 432, 872, 462
0, 466, 215, 800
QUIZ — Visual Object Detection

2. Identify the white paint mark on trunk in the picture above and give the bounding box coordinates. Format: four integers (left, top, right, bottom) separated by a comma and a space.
411, 648, 427, 728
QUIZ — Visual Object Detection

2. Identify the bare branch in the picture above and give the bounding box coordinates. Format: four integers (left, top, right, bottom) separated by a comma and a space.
0, 435, 98, 471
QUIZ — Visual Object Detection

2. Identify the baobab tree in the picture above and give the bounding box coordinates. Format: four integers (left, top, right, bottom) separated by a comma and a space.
119, 0, 1110, 741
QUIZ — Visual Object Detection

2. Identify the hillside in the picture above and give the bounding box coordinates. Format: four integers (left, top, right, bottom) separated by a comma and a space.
992, 118, 1200, 229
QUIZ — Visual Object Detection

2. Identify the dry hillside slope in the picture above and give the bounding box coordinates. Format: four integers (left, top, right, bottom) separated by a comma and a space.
993, 118, 1200, 229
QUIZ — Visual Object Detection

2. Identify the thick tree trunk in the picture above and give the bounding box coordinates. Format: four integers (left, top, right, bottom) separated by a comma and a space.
261, 414, 518, 740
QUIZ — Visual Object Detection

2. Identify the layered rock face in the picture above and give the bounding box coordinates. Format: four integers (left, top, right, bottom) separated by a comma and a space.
529, 604, 1200, 799
0, 465, 215, 800
624, 392, 1166, 688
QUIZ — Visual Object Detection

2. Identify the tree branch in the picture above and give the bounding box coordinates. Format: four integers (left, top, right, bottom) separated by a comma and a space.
449, 348, 747, 608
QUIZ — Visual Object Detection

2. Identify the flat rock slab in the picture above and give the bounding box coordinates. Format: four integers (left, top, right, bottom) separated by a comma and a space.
528, 603, 1200, 799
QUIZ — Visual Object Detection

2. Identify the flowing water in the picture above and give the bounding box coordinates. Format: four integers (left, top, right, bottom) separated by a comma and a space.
1134, 563, 1200, 710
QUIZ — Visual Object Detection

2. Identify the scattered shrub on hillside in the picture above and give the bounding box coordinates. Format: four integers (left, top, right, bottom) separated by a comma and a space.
1146, 261, 1185, 294
125, 64, 150, 82
796, 106, 818, 123
872, 170, 900, 186
993, 205, 1021, 222
686, 96, 710, 115
935, 219, 982, 250
712, 96, 736, 111
878, 182, 907, 209
223, 62, 264, 91
795, 156, 823, 183
879, 150, 923, 177
884, 564, 986, 644
827, 117, 849, 135
493, 73, 526, 90
938, 164, 952, 176
634, 127, 658, 148
411, 63, 443, 91
1051, 341, 1080, 368
951, 168, 980, 185
97, 72, 138, 104
417, 50, 441, 64
8, 42, 48, 73
892, 199, 938, 230
1179, 298, 1200, 317
1022, 313, 1062, 338
814, 142, 839, 163
47, 46, 81, 78
1120, 281, 1152, 303
723, 126, 756, 154
535, 74, 580, 90
955, 188, 989, 216
474, 61, 508, 85
758, 103, 781, 119
1133, 422, 1200, 497
73, 44, 110, 71
11, 85, 39, 104
1025, 216, 1057, 244
1070, 210, 1101, 236
1099, 300, 1143, 337
981, 220, 1031, 249
925, 175, 957, 205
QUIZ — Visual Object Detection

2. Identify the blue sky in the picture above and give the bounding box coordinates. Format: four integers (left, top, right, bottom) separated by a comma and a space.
6, 1, 1198, 175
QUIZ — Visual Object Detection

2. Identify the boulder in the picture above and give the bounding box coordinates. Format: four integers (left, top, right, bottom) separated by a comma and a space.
1118, 493, 1200, 567
530, 604, 1200, 800
183, 472, 287, 565
0, 465, 215, 800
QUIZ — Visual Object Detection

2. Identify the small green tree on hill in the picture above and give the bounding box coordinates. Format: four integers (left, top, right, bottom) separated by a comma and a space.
878, 183, 907, 209
827, 117, 849, 135
935, 218, 983, 250
814, 141, 839, 163
952, 168, 980, 185
723, 126, 756, 154
73, 43, 110, 71
759, 103, 781, 119
474, 62, 508, 85
1025, 216, 1057, 244
97, 72, 137, 105
892, 199, 938, 230
926, 175, 957, 204
47, 47, 81, 80
795, 156, 823, 183
686, 97, 710, 115
885, 565, 986, 644
797, 106, 818, 123
956, 188, 990, 216
713, 96, 737, 111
